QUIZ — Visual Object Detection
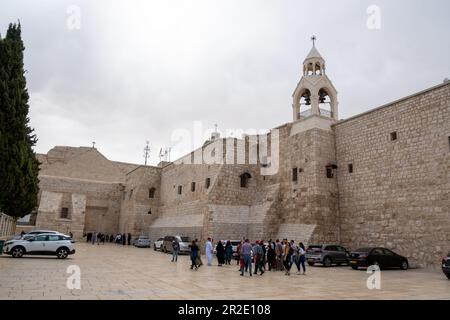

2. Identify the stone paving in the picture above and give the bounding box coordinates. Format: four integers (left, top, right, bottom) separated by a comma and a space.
0, 243, 449, 300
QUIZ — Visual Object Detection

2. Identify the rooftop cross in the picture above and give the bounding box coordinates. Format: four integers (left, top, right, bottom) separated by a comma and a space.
311, 35, 317, 47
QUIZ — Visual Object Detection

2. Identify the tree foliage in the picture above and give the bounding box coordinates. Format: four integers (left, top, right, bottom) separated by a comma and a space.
0, 23, 39, 218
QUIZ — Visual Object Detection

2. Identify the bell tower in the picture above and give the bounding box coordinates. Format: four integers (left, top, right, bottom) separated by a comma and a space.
292, 36, 338, 122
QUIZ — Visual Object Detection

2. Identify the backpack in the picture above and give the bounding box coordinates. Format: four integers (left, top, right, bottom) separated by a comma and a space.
288, 246, 294, 256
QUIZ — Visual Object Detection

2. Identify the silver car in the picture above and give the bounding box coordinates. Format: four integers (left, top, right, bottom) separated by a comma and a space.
133, 235, 150, 248
305, 244, 350, 267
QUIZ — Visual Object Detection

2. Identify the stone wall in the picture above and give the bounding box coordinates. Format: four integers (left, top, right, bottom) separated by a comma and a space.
36, 175, 122, 240
334, 82, 450, 268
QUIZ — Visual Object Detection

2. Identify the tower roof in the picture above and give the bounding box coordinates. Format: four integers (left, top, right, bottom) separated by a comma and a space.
304, 46, 324, 62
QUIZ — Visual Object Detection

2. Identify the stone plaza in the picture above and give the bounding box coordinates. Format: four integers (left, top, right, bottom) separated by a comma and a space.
0, 243, 449, 300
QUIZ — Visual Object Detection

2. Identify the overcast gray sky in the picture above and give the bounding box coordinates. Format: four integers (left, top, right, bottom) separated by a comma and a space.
1, 0, 449, 165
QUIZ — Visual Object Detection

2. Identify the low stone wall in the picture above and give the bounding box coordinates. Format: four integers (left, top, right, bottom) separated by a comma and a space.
0, 213, 16, 240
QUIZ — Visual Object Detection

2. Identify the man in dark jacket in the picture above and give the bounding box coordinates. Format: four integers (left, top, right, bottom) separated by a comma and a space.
127, 233, 131, 245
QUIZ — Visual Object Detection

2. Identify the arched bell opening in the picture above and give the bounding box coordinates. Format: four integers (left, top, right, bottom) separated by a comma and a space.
318, 88, 333, 118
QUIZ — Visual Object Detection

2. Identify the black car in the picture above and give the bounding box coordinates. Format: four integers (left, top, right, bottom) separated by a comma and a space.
349, 247, 408, 270
442, 253, 450, 279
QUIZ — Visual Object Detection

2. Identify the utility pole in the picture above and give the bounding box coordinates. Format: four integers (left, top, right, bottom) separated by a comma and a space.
143, 141, 150, 166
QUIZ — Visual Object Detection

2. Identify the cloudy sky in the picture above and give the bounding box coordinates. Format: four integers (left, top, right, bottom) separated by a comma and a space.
1, 0, 449, 165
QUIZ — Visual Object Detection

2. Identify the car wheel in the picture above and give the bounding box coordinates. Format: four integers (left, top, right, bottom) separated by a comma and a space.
351, 266, 358, 270
56, 248, 69, 259
400, 260, 408, 270
323, 257, 332, 267
11, 246, 24, 258
307, 262, 315, 266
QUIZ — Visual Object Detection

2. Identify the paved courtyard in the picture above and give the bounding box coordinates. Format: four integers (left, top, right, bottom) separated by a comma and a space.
0, 243, 449, 300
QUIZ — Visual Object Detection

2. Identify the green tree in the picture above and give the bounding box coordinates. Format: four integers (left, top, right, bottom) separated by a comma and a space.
0, 23, 39, 218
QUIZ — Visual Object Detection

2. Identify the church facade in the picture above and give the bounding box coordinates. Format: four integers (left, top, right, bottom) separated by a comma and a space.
27, 44, 450, 268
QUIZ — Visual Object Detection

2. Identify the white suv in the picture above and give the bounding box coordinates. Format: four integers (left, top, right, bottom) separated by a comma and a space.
3, 233, 76, 259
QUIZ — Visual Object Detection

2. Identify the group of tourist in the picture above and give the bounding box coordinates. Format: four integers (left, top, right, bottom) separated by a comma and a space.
235, 238, 306, 276
84, 232, 132, 246
172, 237, 307, 277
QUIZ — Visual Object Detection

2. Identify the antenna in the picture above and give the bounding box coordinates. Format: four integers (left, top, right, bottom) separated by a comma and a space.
143, 141, 150, 166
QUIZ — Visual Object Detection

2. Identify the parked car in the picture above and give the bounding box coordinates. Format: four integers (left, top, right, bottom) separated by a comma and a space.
9, 230, 63, 240
133, 235, 150, 248
305, 244, 350, 267
3, 233, 75, 259
349, 247, 408, 270
153, 238, 164, 251
162, 235, 191, 253
442, 253, 450, 279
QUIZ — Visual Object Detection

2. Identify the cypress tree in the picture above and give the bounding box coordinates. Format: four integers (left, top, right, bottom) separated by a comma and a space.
0, 23, 39, 218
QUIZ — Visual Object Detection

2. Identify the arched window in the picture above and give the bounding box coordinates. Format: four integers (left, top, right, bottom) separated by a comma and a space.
299, 89, 312, 118
318, 88, 332, 117
315, 63, 322, 75
148, 188, 156, 199
240, 172, 252, 188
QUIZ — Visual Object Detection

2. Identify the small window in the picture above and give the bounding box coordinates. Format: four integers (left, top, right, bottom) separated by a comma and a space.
61, 207, 69, 219
299, 168, 303, 173
48, 235, 60, 241
148, 209, 152, 215
348, 164, 353, 174
149, 188, 156, 199
240, 172, 252, 188
205, 178, 211, 189
390, 131, 398, 141
292, 168, 298, 182
177, 186, 182, 195
191, 182, 196, 192
129, 189, 134, 199
326, 167, 333, 179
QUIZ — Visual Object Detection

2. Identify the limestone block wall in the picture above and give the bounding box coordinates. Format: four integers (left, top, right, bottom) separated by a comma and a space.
119, 166, 161, 236
36, 176, 122, 239
334, 82, 450, 267
274, 122, 339, 245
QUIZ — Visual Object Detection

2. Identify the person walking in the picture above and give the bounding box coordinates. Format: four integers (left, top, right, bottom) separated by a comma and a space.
298, 242, 307, 275
283, 240, 293, 276
240, 239, 253, 277
127, 233, 131, 246
275, 239, 283, 271
267, 241, 276, 271
189, 240, 199, 270
122, 233, 126, 245
216, 240, 225, 266
252, 241, 264, 275
91, 232, 97, 245
206, 238, 213, 266
260, 240, 267, 271
225, 240, 233, 265
171, 239, 180, 262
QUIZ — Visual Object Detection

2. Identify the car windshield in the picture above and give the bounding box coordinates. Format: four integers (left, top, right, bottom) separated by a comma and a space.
308, 245, 322, 250
180, 237, 189, 242
355, 248, 372, 252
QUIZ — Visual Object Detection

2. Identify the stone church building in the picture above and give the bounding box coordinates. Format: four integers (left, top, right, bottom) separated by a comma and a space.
27, 44, 450, 268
